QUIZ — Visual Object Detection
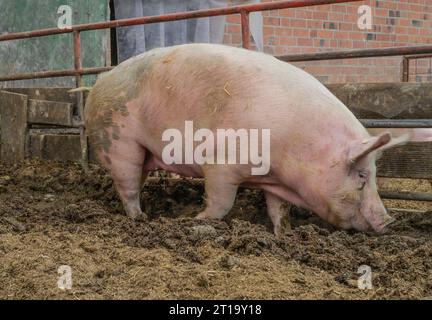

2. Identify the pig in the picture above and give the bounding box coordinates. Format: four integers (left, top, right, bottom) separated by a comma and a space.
84, 43, 418, 236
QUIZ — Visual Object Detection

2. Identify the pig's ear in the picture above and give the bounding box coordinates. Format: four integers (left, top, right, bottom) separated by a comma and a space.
348, 133, 391, 164
410, 129, 432, 142
349, 132, 412, 164
378, 132, 411, 151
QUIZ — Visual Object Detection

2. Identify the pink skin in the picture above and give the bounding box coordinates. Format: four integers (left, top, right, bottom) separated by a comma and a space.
368, 128, 432, 143
86, 43, 408, 234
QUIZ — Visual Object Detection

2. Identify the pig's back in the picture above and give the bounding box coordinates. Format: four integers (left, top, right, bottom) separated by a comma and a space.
86, 44, 365, 158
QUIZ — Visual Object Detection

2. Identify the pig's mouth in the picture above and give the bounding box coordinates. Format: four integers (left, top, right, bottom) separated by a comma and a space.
370, 215, 395, 234
337, 208, 395, 234
358, 208, 395, 234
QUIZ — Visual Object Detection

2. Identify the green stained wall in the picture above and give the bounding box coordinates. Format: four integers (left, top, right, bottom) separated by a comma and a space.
0, 0, 110, 88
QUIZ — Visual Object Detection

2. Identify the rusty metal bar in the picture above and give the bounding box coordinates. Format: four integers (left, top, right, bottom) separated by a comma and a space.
4, 45, 432, 82
405, 53, 432, 60
73, 31, 82, 86
0, 0, 363, 42
402, 53, 432, 83
402, 57, 409, 82
279, 45, 432, 62
361, 119, 432, 128
73, 31, 88, 170
241, 10, 251, 49
0, 66, 112, 82
380, 191, 432, 202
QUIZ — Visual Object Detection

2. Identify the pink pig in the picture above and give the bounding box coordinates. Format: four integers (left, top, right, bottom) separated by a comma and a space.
84, 44, 425, 235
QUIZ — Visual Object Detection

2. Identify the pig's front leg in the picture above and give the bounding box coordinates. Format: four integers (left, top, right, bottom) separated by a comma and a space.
101, 140, 148, 221
196, 167, 240, 220
265, 192, 291, 237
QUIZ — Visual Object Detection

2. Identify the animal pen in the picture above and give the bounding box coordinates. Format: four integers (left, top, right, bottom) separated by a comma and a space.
0, 0, 431, 204
1, 0, 432, 302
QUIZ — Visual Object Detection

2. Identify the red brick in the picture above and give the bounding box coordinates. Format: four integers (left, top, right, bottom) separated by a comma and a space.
293, 28, 309, 37
307, 20, 323, 29
264, 17, 281, 26
263, 26, 275, 36
278, 9, 296, 18
338, 22, 354, 31
353, 41, 367, 49
227, 24, 241, 34
297, 38, 314, 47
290, 19, 308, 28
312, 11, 328, 20
279, 37, 296, 46
274, 28, 293, 37
349, 32, 366, 40
295, 10, 313, 19
316, 30, 334, 38
328, 12, 344, 21
335, 31, 350, 40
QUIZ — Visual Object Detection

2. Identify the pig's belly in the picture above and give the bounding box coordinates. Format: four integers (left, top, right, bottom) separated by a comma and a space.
143, 152, 204, 178
142, 150, 282, 193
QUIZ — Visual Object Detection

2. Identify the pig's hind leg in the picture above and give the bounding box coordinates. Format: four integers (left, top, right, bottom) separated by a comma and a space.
265, 192, 291, 237
101, 140, 147, 221
196, 167, 240, 220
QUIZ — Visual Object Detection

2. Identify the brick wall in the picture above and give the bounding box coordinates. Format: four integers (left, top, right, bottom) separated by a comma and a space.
223, 0, 432, 83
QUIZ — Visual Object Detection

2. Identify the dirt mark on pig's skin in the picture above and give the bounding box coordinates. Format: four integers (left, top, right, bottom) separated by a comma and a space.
206, 89, 230, 115
88, 105, 128, 153
84, 50, 160, 158
104, 155, 112, 165
162, 49, 178, 64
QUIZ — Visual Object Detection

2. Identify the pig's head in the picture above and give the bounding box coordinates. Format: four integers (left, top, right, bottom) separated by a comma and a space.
318, 132, 410, 234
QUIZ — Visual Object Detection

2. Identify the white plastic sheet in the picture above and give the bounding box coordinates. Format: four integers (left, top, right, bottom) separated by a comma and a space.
114, 0, 263, 62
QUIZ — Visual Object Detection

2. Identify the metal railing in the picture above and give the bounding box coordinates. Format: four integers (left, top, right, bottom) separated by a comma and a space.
402, 53, 432, 82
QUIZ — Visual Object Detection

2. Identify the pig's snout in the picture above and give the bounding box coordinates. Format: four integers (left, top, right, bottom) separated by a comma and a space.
371, 213, 395, 234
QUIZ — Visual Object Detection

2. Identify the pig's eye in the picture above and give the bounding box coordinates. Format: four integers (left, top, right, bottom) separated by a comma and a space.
358, 171, 367, 190
358, 171, 367, 179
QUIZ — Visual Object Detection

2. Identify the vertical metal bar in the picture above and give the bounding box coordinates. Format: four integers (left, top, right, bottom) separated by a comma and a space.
241, 10, 250, 49
73, 30, 89, 170
402, 57, 409, 82
429, 56, 431, 80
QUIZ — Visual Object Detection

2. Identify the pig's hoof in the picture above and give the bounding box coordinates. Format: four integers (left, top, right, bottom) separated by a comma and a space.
127, 209, 148, 222
133, 213, 148, 222
274, 226, 292, 238
274, 217, 292, 238
195, 211, 209, 220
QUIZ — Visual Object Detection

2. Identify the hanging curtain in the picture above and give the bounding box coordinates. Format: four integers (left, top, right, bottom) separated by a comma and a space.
114, 0, 263, 62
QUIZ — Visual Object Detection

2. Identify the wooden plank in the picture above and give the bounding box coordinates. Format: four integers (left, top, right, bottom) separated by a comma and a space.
28, 99, 73, 126
0, 90, 28, 162
29, 134, 81, 162
3, 88, 90, 118
29, 133, 96, 162
326, 83, 432, 119
377, 142, 432, 179
3, 88, 77, 104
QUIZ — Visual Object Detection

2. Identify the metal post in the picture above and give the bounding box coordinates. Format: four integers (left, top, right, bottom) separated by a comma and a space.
402, 57, 409, 82
241, 10, 250, 49
380, 191, 432, 202
360, 119, 432, 128
73, 30, 88, 170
